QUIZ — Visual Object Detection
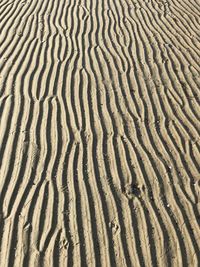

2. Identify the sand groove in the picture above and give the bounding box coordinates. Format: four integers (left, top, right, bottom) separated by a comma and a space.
0, 0, 200, 266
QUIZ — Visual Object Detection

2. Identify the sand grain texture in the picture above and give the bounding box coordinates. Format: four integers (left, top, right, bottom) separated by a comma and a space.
0, 0, 200, 266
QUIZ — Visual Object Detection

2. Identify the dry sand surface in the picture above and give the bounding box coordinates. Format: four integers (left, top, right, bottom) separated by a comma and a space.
0, 0, 200, 266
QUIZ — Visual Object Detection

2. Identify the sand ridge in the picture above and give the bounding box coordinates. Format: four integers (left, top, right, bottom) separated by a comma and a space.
0, 0, 200, 266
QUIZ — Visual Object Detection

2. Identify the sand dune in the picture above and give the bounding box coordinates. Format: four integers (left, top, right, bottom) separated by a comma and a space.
0, 0, 200, 266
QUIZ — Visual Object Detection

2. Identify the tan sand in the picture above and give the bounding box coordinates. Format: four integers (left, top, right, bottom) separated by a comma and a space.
0, 0, 199, 266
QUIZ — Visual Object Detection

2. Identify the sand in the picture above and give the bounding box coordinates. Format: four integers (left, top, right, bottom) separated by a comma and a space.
0, 0, 200, 266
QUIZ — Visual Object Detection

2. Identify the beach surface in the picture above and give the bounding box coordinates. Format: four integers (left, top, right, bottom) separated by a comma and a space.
0, 0, 200, 266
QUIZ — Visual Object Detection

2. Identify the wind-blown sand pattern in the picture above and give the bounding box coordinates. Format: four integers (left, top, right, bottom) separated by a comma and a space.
0, 0, 200, 266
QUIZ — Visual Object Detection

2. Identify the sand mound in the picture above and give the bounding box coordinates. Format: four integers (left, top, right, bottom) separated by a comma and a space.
0, 0, 199, 266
